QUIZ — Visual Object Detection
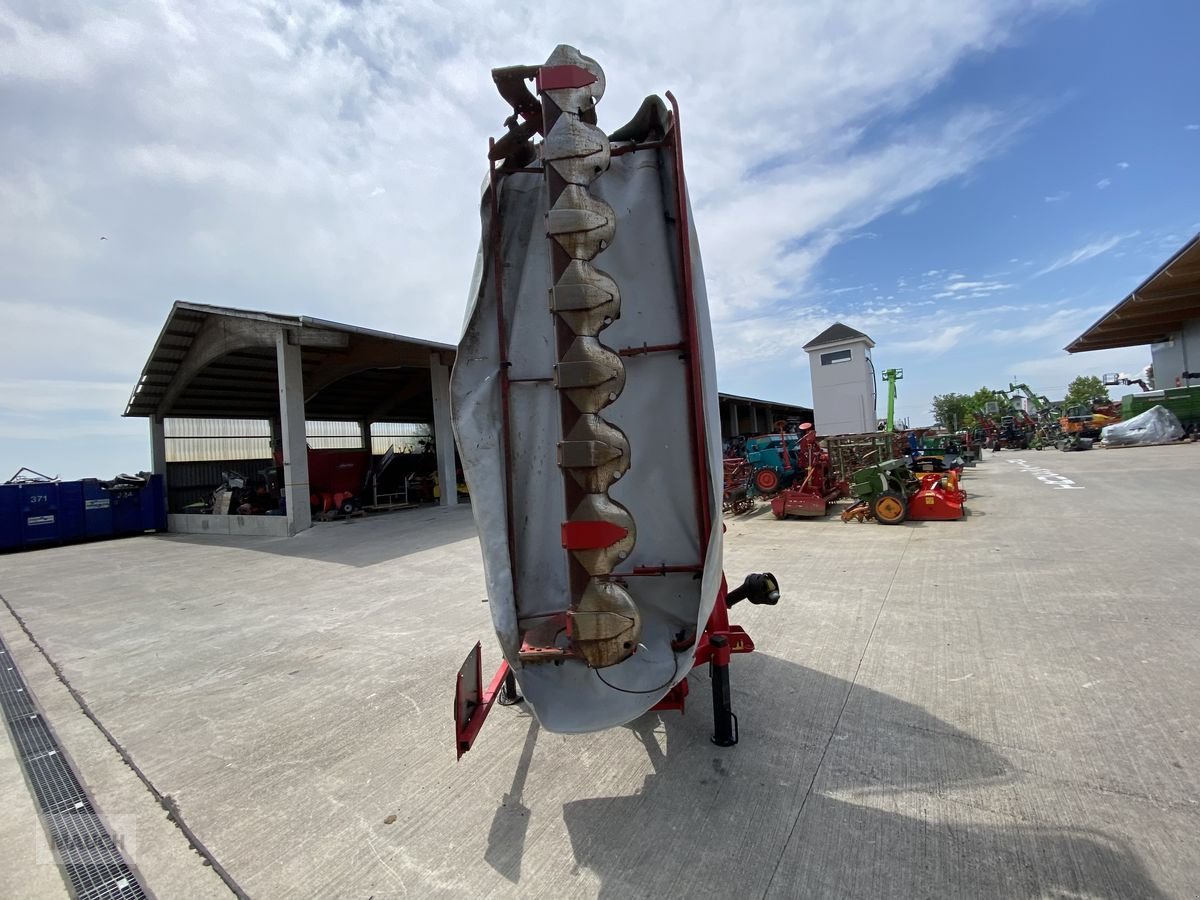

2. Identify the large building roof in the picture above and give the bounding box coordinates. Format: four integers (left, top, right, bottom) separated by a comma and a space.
125, 301, 812, 426
1066, 233, 1200, 353
802, 322, 874, 351
124, 302, 454, 421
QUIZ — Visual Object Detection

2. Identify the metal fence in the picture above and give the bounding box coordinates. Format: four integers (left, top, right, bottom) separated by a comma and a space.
164, 419, 432, 462
163, 419, 434, 511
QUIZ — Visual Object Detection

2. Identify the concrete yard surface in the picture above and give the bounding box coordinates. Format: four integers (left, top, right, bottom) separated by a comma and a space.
1, 443, 1198, 898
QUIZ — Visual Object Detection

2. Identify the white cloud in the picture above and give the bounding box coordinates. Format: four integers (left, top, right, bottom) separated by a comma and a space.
894, 324, 969, 354
1007, 347, 1152, 397
1037, 233, 1134, 276
1096, 177, 1111, 189
0, 380, 132, 414
1186, 124, 1200, 131
1044, 191, 1069, 203
944, 280, 1011, 293
1115, 161, 1130, 168
0, 301, 157, 382
988, 306, 1109, 343
929, 276, 1011, 300
0, 0, 1085, 465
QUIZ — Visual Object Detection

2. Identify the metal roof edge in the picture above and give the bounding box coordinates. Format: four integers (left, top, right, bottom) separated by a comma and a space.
1066, 231, 1200, 353
717, 391, 812, 411
123, 299, 189, 418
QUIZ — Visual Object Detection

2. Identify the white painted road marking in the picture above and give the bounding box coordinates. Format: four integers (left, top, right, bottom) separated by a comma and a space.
1006, 458, 1085, 489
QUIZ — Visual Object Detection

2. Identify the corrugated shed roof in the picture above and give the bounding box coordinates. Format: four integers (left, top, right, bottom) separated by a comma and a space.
1066, 233, 1200, 353
124, 301, 454, 421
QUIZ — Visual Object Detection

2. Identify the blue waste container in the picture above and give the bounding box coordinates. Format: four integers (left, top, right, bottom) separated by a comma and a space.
142, 475, 167, 532
0, 484, 19, 551
81, 479, 114, 539
56, 481, 86, 543
19, 482, 61, 546
110, 485, 145, 536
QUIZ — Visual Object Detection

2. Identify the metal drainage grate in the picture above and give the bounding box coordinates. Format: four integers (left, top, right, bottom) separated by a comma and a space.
0, 636, 148, 900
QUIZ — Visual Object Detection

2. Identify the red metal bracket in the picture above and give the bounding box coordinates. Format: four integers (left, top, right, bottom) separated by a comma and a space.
535, 64, 597, 94
561, 520, 629, 550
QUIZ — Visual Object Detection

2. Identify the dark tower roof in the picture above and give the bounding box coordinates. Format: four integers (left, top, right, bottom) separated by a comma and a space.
803, 322, 874, 351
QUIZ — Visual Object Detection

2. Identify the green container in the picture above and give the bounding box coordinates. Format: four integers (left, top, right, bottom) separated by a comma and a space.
1122, 387, 1200, 427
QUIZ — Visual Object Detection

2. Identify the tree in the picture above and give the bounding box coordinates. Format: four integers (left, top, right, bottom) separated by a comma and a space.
1064, 375, 1109, 408
968, 386, 1002, 421
930, 393, 973, 430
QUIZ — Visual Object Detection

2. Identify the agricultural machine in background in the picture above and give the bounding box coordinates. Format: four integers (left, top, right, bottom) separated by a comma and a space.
1009, 383, 1053, 418
1104, 371, 1153, 392
906, 430, 973, 471
767, 428, 847, 518
881, 367, 903, 432
973, 390, 1035, 451
768, 431, 904, 520
839, 459, 965, 524
743, 428, 810, 495
1055, 401, 1119, 450
725, 420, 972, 525
722, 457, 754, 515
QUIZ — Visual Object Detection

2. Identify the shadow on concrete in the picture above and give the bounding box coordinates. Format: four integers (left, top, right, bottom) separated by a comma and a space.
155, 505, 480, 568
524, 652, 1168, 899
485, 717, 540, 882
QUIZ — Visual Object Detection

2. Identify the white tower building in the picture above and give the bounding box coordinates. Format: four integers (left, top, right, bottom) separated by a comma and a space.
804, 323, 877, 436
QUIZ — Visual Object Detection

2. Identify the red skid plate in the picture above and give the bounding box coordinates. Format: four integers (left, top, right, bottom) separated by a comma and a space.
453, 643, 511, 759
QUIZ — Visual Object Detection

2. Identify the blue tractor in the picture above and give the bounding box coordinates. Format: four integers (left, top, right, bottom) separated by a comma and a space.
744, 430, 808, 496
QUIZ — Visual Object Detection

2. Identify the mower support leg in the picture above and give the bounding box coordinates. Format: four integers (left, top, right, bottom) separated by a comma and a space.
498, 668, 523, 706
709, 634, 738, 746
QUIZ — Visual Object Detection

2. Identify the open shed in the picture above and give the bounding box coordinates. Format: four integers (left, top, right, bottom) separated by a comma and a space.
124, 302, 458, 535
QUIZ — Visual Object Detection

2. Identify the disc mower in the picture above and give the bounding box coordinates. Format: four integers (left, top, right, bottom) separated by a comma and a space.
839, 459, 965, 525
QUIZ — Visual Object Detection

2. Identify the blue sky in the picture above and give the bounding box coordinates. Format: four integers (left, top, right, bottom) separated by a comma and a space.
714, 0, 1200, 425
1, 0, 1197, 478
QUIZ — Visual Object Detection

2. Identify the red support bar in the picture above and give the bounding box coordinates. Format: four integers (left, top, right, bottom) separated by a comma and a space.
627, 564, 704, 576
664, 92, 714, 556
617, 342, 686, 357
610, 140, 666, 157
561, 520, 630, 550
535, 64, 597, 93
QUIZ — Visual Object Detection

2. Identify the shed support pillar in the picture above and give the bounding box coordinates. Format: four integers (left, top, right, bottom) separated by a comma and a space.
276, 332, 312, 534
727, 402, 738, 438
149, 416, 168, 514
430, 351, 458, 507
